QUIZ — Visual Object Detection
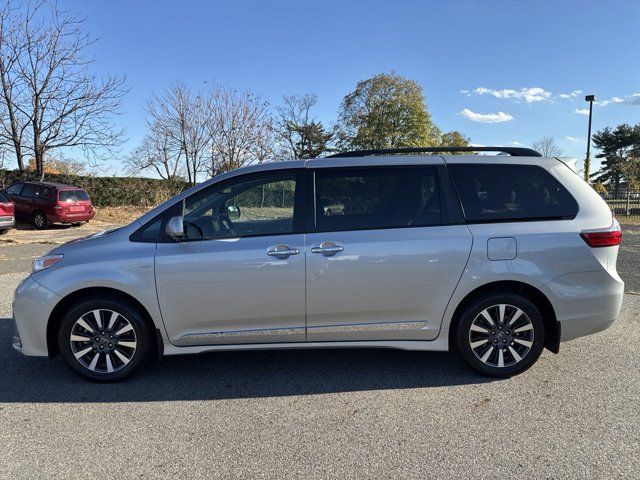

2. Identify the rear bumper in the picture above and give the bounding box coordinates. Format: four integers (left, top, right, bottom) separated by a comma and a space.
541, 270, 624, 342
0, 215, 15, 229
48, 210, 95, 224
12, 276, 60, 357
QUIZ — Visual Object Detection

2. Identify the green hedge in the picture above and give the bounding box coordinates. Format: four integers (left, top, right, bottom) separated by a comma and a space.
0, 170, 190, 207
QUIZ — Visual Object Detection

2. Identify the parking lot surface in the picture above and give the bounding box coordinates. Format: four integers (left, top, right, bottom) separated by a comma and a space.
0, 225, 638, 478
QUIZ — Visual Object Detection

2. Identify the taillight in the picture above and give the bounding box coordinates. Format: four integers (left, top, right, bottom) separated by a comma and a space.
580, 219, 622, 248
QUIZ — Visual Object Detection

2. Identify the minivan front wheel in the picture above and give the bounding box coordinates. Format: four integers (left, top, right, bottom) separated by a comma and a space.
455, 293, 545, 377
57, 297, 149, 382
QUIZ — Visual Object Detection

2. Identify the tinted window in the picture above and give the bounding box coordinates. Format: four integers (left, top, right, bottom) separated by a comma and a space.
59, 190, 90, 202
314, 167, 441, 232
448, 164, 578, 222
182, 171, 298, 240
20, 184, 38, 198
0, 191, 9, 203
38, 187, 51, 200
5, 184, 23, 196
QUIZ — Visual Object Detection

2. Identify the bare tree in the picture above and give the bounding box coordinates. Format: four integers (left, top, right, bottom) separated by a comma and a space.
0, 1, 127, 179
144, 82, 208, 185
275, 94, 333, 159
532, 136, 563, 157
0, 1, 29, 171
125, 127, 184, 180
207, 86, 273, 175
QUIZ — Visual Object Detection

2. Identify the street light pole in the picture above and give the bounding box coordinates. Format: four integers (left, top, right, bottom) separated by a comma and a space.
584, 94, 595, 183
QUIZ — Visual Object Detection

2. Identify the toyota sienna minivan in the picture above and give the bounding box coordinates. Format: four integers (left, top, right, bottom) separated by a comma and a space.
12, 147, 624, 381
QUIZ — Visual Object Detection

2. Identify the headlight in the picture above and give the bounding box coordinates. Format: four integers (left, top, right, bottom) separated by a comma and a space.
32, 254, 63, 273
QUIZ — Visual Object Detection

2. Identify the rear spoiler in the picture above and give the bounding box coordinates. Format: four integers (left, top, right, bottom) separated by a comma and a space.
555, 157, 578, 173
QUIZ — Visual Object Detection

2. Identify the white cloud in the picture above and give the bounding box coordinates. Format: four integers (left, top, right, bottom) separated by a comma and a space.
558, 90, 583, 99
473, 86, 551, 103
460, 108, 514, 123
460, 89, 471, 96
597, 96, 624, 107
565, 136, 578, 142
511, 141, 524, 146
627, 93, 640, 105
574, 108, 590, 115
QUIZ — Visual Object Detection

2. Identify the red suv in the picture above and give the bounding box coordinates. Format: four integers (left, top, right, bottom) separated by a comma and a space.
5, 181, 95, 229
0, 190, 15, 234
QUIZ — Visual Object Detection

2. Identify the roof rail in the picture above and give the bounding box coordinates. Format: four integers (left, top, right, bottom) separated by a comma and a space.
326, 146, 542, 158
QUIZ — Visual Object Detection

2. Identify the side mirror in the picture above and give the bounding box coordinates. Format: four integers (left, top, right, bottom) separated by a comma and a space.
227, 205, 241, 219
165, 215, 184, 239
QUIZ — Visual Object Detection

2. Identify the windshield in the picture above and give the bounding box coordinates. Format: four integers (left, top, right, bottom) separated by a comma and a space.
59, 189, 90, 202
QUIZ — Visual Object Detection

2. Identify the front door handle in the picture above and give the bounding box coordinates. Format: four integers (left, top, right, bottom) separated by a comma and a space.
311, 241, 344, 256
267, 244, 300, 259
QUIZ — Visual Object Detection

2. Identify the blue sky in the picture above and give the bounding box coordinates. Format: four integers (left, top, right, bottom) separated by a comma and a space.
60, 0, 639, 174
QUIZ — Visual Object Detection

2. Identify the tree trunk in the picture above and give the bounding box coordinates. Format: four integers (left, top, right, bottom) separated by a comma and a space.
34, 144, 45, 180
12, 139, 24, 173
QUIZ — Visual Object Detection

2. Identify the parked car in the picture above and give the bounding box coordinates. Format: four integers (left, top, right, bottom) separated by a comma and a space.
0, 190, 15, 234
4, 181, 95, 229
12, 147, 624, 382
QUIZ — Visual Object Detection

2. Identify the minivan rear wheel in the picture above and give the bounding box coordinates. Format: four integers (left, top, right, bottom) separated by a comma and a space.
455, 293, 545, 377
32, 211, 48, 229
57, 296, 149, 382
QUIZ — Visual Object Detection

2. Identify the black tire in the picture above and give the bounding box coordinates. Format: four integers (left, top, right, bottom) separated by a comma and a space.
57, 295, 150, 382
32, 211, 48, 229
0, 228, 9, 235
455, 292, 545, 377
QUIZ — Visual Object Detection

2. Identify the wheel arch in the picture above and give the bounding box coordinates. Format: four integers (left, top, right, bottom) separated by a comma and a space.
448, 280, 560, 354
46, 286, 163, 360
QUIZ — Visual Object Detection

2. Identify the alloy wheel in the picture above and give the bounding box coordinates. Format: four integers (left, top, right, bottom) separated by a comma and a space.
69, 309, 137, 374
468, 304, 534, 368
34, 213, 46, 228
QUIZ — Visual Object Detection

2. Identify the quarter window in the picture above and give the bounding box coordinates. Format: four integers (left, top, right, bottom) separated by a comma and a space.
38, 187, 51, 200
314, 167, 441, 232
448, 164, 578, 222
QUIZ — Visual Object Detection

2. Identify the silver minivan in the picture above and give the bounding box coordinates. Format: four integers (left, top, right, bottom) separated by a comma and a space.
12, 147, 624, 381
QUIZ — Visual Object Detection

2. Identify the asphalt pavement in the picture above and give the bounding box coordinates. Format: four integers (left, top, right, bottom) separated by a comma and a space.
0, 225, 638, 479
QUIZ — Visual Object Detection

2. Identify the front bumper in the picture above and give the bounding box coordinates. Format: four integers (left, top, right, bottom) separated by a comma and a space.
541, 269, 624, 342
12, 276, 61, 356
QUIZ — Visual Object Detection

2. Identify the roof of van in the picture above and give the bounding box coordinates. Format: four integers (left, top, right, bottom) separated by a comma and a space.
326, 147, 542, 158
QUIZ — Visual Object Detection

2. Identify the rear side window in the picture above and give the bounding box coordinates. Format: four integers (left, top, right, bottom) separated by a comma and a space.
59, 190, 90, 202
20, 184, 38, 198
314, 167, 441, 232
448, 164, 578, 223
0, 191, 9, 203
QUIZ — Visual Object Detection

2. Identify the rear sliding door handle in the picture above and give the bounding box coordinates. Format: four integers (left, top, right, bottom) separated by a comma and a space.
266, 244, 300, 259
311, 241, 344, 256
